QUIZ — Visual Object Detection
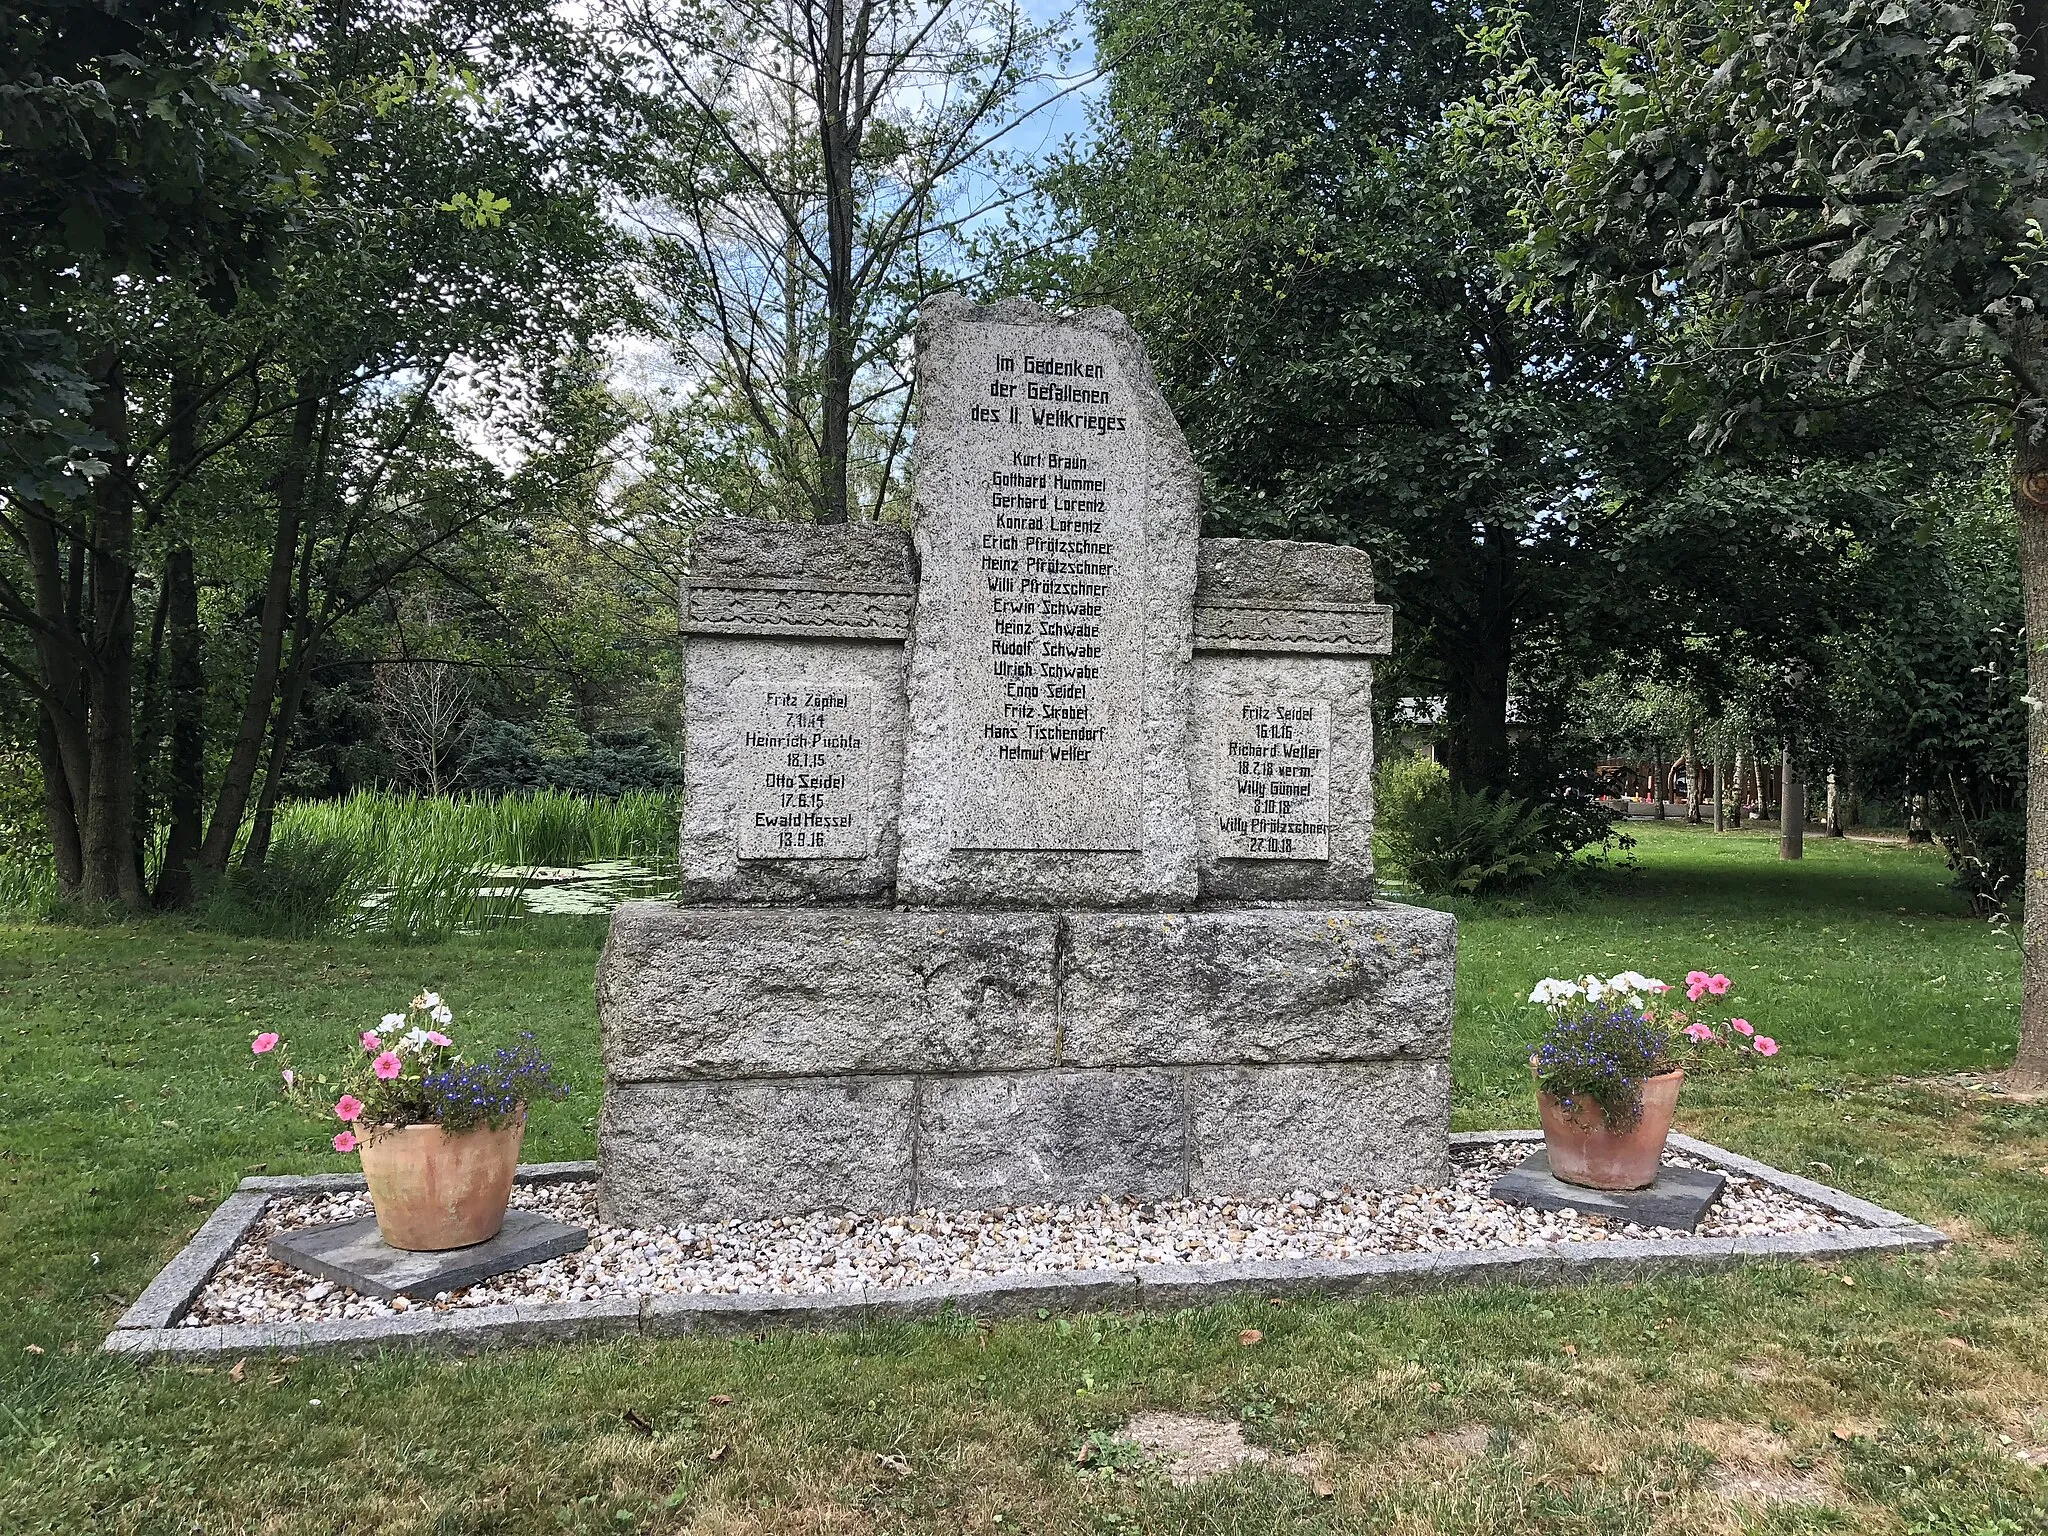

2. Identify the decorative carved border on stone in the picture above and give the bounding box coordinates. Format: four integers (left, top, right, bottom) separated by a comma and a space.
682, 579, 915, 642
1192, 600, 1393, 657
103, 1138, 1947, 1358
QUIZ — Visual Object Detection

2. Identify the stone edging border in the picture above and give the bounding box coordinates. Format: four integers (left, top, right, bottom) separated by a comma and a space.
102, 1138, 1948, 1360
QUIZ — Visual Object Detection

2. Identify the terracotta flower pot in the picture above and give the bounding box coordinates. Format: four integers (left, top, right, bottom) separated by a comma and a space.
1531, 1065, 1683, 1191
357, 1112, 526, 1251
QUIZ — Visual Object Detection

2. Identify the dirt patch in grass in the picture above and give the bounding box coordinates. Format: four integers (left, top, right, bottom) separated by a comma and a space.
1120, 1413, 1333, 1490
1409, 1424, 1492, 1460
1706, 1464, 1833, 1506
1123, 1412, 1268, 1485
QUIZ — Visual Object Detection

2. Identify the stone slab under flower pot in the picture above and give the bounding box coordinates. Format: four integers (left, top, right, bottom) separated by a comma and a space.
1490, 1147, 1726, 1231
269, 1209, 589, 1300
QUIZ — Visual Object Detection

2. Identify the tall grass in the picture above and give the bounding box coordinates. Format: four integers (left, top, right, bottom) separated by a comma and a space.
252, 790, 680, 939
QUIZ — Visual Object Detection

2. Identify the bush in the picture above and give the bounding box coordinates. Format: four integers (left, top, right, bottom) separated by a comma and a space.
1932, 806, 2024, 918
195, 830, 373, 938
1377, 756, 1559, 896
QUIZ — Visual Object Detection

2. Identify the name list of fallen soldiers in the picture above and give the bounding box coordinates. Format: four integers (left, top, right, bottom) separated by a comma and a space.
949, 334, 1146, 850
732, 681, 874, 859
1212, 698, 1331, 859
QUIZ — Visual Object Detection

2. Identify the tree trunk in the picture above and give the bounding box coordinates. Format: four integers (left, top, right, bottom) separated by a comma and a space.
1440, 521, 1515, 793
242, 520, 320, 870
815, 0, 857, 525
2008, 373, 2048, 1085
1713, 758, 1726, 831
1731, 747, 1746, 828
1825, 767, 1843, 837
78, 355, 143, 907
1779, 744, 1803, 861
154, 544, 205, 907
195, 384, 319, 873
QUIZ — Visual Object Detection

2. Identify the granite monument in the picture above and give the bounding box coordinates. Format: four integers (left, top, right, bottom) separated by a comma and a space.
598, 295, 1457, 1224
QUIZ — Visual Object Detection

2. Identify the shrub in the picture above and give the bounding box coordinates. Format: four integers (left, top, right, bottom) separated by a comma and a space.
1377, 757, 1557, 896
1932, 806, 2024, 918
195, 830, 372, 938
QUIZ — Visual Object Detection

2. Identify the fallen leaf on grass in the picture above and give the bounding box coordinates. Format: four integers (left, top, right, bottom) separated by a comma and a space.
228, 1358, 246, 1384
1934, 1307, 1959, 1320
1238, 1329, 1262, 1347
1309, 1474, 1335, 1498
623, 1409, 654, 1435
707, 1445, 728, 1464
1838, 1274, 1855, 1288
23, 1344, 42, 1356
1561, 1344, 1578, 1358
185, 1194, 207, 1208
708, 1393, 732, 1406
877, 1453, 911, 1478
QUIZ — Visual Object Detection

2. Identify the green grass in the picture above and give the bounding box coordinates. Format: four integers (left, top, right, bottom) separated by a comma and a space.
2, 824, 2045, 1534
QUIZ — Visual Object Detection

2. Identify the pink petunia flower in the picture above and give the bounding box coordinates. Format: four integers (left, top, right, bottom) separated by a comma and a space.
281, 1069, 295, 1087
1706, 973, 1731, 995
373, 1050, 403, 1080
1729, 1019, 1754, 1037
1686, 981, 1708, 1002
334, 1094, 364, 1122
332, 1130, 358, 1154
1647, 980, 1671, 993
1683, 1021, 1715, 1043
425, 1031, 450, 1048
361, 1031, 381, 1051
251, 1032, 280, 1055
1753, 1037, 1779, 1057
1685, 970, 1709, 988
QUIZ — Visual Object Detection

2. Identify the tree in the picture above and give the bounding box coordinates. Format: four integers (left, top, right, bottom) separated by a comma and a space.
1466, 0, 2048, 1081
0, 0, 629, 907
614, 0, 1082, 524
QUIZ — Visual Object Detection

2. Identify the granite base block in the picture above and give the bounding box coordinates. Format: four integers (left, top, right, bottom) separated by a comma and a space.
598, 900, 1458, 1224
268, 1210, 589, 1300
1491, 1148, 1726, 1231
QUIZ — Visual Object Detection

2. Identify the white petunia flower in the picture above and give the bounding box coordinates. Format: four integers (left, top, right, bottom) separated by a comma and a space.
1527, 978, 1583, 1006
420, 991, 442, 1009
382, 1013, 405, 1029
431, 1004, 452, 1026
401, 1027, 433, 1051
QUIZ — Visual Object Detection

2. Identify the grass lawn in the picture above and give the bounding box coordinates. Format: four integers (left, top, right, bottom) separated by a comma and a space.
2, 824, 2046, 1534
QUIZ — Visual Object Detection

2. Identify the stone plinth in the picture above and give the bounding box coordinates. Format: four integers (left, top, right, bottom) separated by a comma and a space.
598, 899, 1454, 1225
1491, 1149, 1727, 1232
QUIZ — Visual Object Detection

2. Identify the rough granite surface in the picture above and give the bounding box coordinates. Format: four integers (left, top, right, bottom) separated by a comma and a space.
599, 902, 1061, 1079
915, 1069, 1187, 1208
1194, 538, 1374, 606
600, 1077, 917, 1225
894, 295, 1202, 907
1186, 1062, 1453, 1194
1058, 904, 1455, 1066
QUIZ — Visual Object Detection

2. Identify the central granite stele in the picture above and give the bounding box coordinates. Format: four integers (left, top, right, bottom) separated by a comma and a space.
597, 296, 1458, 1224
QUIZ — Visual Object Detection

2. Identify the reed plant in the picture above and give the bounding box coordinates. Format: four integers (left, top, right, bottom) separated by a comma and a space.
254, 789, 680, 938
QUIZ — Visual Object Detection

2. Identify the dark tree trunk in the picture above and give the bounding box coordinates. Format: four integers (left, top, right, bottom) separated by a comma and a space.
243, 517, 320, 870
78, 355, 143, 907
154, 544, 205, 907
1713, 758, 1726, 831
815, 0, 859, 525
1440, 521, 1515, 792
2003, 0, 2048, 1084
196, 382, 319, 873
2010, 352, 2048, 1085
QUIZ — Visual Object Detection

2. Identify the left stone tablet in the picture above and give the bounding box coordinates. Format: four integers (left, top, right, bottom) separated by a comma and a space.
678, 518, 914, 903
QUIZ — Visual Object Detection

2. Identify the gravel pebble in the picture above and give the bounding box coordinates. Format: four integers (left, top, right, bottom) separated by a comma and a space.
182, 1141, 1860, 1327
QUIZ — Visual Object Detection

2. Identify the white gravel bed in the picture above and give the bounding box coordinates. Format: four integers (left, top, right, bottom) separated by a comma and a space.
182, 1142, 1861, 1327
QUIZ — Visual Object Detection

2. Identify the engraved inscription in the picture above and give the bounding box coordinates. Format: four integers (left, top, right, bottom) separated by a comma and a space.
947, 328, 1147, 850
731, 681, 875, 859
1212, 698, 1331, 860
